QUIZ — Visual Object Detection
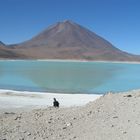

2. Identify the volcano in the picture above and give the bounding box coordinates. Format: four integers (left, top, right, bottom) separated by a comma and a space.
1, 20, 140, 61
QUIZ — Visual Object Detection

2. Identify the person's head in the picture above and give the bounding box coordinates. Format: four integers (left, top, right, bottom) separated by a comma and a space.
53, 98, 56, 101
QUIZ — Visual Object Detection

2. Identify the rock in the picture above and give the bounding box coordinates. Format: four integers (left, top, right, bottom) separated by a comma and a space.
113, 116, 118, 119
73, 117, 77, 120
63, 127, 67, 129
14, 116, 21, 120
19, 138, 24, 140
123, 131, 127, 134
57, 117, 60, 120
66, 122, 72, 127
127, 95, 132, 97
27, 132, 31, 136
124, 95, 132, 97
4, 112, 15, 115
89, 111, 92, 114
49, 118, 53, 120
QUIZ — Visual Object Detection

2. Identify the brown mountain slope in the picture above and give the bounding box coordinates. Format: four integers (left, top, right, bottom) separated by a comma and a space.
4, 20, 140, 61
0, 41, 25, 59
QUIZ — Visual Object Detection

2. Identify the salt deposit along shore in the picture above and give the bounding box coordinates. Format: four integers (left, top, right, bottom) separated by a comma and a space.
0, 89, 101, 111
1, 59, 140, 64
1, 89, 140, 140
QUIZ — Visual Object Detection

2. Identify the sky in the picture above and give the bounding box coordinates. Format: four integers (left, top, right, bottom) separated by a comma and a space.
0, 0, 140, 54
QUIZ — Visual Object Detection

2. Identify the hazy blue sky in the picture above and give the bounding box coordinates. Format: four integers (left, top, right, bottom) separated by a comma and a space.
0, 0, 140, 54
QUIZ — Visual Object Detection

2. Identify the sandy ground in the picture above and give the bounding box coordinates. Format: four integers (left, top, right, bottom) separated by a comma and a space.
1, 90, 140, 140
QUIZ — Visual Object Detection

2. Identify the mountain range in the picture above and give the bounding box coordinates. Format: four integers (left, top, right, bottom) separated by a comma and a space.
0, 20, 140, 61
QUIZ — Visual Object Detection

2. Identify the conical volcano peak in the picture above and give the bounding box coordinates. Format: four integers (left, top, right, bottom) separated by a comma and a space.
43, 20, 76, 32
55, 20, 78, 28
62, 20, 75, 24
30, 20, 80, 42
19, 20, 119, 50
11, 20, 140, 61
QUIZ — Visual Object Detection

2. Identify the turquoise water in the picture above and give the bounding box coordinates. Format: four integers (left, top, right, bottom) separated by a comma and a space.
0, 60, 140, 94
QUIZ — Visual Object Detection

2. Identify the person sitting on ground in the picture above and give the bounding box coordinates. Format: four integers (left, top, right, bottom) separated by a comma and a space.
53, 98, 59, 108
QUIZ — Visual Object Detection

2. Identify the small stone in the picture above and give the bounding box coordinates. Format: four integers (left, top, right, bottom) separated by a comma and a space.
66, 122, 72, 127
49, 118, 53, 120
89, 111, 92, 114
113, 116, 118, 119
14, 116, 21, 120
4, 112, 15, 115
27, 132, 31, 136
63, 127, 67, 129
124, 95, 132, 97
127, 95, 132, 97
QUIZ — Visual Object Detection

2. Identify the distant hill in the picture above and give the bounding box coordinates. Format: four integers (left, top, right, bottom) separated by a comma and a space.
0, 41, 25, 59
0, 41, 5, 46
1, 20, 140, 61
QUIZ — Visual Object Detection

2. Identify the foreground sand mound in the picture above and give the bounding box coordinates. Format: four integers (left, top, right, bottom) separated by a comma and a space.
1, 90, 140, 140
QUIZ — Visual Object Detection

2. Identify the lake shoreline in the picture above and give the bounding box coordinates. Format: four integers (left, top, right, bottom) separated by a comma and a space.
0, 89, 101, 111
0, 59, 140, 64
0, 88, 140, 110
